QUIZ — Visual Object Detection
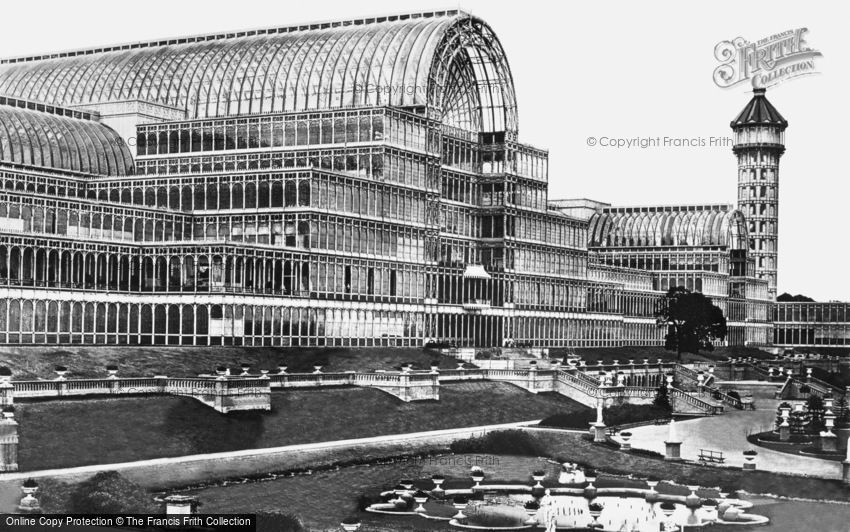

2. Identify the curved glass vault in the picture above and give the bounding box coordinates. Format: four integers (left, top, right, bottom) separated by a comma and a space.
587, 207, 750, 250
0, 100, 134, 176
0, 12, 517, 133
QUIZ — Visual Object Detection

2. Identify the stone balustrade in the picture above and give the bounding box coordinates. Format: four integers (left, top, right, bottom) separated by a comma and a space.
1, 361, 730, 416
9, 375, 271, 414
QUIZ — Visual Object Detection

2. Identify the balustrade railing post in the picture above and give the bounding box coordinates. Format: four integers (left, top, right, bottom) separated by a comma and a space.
0, 373, 13, 408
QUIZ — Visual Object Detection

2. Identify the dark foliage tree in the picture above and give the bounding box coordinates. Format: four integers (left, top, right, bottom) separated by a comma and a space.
654, 287, 727, 360
653, 384, 672, 412
807, 395, 825, 433
836, 395, 850, 427
789, 409, 808, 435
777, 293, 815, 302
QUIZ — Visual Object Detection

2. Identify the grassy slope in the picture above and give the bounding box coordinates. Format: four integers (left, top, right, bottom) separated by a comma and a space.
0, 346, 463, 380
16, 382, 586, 471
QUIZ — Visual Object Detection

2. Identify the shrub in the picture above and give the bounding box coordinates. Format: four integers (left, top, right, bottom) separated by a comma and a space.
525, 500, 540, 510
807, 395, 826, 432
609, 404, 670, 426
539, 410, 596, 429
653, 384, 672, 411
356, 493, 382, 511
449, 430, 545, 457
728, 390, 742, 401
46, 471, 160, 514
256, 512, 306, 532
341, 516, 360, 525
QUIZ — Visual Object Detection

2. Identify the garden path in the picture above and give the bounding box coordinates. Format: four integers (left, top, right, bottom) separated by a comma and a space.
624, 398, 843, 479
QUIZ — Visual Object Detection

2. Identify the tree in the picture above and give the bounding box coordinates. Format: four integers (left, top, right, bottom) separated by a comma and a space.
777, 292, 815, 302
807, 395, 825, 433
653, 384, 672, 412
654, 287, 727, 360
836, 395, 850, 427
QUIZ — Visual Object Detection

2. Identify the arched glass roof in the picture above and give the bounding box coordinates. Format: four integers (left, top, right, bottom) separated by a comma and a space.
587, 206, 749, 250
0, 99, 134, 176
0, 11, 517, 133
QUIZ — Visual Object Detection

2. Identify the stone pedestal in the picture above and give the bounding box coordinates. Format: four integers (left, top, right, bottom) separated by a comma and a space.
779, 424, 790, 441
0, 409, 19, 472
0, 378, 13, 408
742, 461, 756, 471
821, 432, 838, 453
165, 495, 197, 515
843, 461, 850, 485
837, 427, 850, 452
18, 487, 41, 514
665, 440, 682, 461
664, 419, 683, 461
592, 423, 607, 443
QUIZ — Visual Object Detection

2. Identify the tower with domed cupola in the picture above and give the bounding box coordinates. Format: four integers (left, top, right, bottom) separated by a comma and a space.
731, 87, 787, 300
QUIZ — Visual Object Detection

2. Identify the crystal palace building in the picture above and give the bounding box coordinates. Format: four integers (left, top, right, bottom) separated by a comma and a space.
0, 10, 840, 348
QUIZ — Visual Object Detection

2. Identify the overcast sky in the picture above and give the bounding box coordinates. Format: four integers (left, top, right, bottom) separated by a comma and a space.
1, 0, 846, 301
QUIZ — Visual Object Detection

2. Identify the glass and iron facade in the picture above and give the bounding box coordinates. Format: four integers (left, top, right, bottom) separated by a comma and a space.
553, 202, 774, 347
774, 302, 850, 347
0, 11, 814, 349
0, 11, 667, 348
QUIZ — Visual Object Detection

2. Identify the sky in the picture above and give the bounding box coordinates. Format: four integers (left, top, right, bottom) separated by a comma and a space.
0, 0, 847, 301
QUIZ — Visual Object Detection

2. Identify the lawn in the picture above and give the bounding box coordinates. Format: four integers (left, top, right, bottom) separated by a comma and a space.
15, 382, 587, 471
0, 346, 464, 380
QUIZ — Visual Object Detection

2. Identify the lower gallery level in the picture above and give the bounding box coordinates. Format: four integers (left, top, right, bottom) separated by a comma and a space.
0, 293, 663, 348
774, 301, 850, 347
